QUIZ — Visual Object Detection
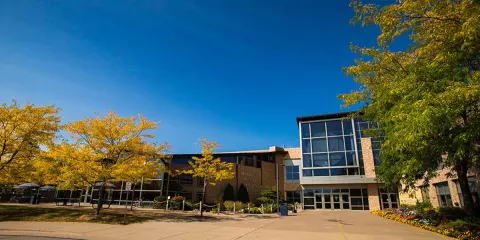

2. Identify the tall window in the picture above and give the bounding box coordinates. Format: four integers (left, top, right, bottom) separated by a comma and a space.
300, 119, 359, 177
286, 191, 301, 203
435, 182, 453, 207
286, 166, 299, 180
455, 177, 479, 207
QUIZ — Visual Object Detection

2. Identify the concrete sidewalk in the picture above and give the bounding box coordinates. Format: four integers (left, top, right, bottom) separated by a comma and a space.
0, 211, 449, 240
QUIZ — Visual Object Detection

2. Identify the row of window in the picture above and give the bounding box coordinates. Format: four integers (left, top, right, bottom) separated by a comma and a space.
430, 178, 479, 207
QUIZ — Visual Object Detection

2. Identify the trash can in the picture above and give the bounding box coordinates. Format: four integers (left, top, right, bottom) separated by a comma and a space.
280, 203, 288, 216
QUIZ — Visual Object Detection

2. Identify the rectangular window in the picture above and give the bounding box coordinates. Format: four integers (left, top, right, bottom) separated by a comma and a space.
301, 123, 310, 138
286, 166, 300, 180
435, 182, 453, 207
326, 120, 343, 136
312, 153, 328, 167
286, 191, 301, 203
310, 122, 326, 137
312, 138, 327, 152
328, 137, 345, 151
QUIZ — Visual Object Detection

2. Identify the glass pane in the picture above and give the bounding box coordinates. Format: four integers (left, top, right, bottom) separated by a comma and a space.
325, 203, 331, 209
332, 189, 340, 193
383, 203, 390, 209
312, 138, 327, 153
323, 189, 332, 193
293, 173, 299, 180
390, 194, 398, 203
333, 195, 340, 203
303, 154, 312, 167
392, 203, 398, 209
381, 194, 388, 202
341, 189, 349, 193
324, 195, 331, 202
334, 203, 341, 209
311, 122, 326, 137
302, 139, 311, 153
326, 120, 343, 136
313, 154, 328, 167
350, 189, 362, 196
293, 166, 299, 172
330, 168, 347, 176
304, 198, 314, 205
315, 189, 323, 193
328, 137, 345, 151
351, 198, 363, 205
303, 169, 313, 177
363, 197, 369, 206
343, 203, 350, 209
344, 136, 354, 150
347, 168, 359, 175
352, 206, 364, 210
330, 152, 346, 166
304, 189, 314, 197
301, 123, 310, 138
346, 152, 357, 166
342, 194, 349, 202
343, 120, 353, 135
313, 169, 329, 176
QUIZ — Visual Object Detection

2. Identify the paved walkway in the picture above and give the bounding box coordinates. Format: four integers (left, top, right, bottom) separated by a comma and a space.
0, 211, 448, 240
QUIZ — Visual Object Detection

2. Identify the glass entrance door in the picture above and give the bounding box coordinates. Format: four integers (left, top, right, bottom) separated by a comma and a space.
324, 194, 332, 209
315, 194, 323, 209
342, 194, 350, 209
333, 194, 341, 209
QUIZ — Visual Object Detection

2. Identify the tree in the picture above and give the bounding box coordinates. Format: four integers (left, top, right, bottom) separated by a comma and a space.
257, 186, 277, 205
0, 101, 61, 185
339, 0, 480, 215
223, 183, 235, 201
46, 111, 169, 217
177, 139, 234, 217
237, 184, 249, 203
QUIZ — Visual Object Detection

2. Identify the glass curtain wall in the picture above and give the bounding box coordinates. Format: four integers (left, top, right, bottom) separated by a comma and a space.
301, 119, 360, 177
303, 188, 369, 210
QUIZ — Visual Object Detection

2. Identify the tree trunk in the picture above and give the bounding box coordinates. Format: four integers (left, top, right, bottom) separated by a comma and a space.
456, 164, 475, 215
95, 184, 105, 217
201, 178, 207, 217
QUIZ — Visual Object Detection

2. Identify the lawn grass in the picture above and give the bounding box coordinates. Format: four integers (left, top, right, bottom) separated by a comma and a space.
0, 205, 151, 224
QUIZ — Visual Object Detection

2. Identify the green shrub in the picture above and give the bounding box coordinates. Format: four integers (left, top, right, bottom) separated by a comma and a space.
235, 201, 245, 211
438, 207, 467, 221
224, 200, 235, 211
446, 219, 475, 232
223, 183, 235, 201
185, 200, 200, 210
154, 196, 167, 202
237, 184, 249, 203
171, 196, 185, 202
248, 207, 262, 214
415, 201, 433, 213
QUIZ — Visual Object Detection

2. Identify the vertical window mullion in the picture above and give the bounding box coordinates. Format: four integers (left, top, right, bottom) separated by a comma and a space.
325, 122, 330, 175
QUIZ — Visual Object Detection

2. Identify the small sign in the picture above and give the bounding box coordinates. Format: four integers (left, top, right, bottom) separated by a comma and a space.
125, 182, 132, 191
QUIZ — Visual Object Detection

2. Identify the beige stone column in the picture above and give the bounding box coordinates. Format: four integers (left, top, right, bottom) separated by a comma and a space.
367, 184, 381, 210
361, 138, 376, 178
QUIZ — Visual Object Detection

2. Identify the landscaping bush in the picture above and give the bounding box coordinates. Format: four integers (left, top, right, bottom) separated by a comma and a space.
415, 201, 433, 213
438, 207, 467, 221
185, 200, 200, 210
444, 219, 476, 232
237, 184, 249, 203
153, 196, 167, 209
248, 207, 262, 214
171, 196, 185, 202
223, 200, 235, 211
235, 201, 245, 211
223, 183, 235, 201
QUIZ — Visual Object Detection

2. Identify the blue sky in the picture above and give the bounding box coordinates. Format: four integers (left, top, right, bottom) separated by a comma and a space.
0, 0, 386, 153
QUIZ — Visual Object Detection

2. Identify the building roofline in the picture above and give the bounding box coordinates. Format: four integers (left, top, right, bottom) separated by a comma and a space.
296, 111, 359, 124
171, 146, 288, 157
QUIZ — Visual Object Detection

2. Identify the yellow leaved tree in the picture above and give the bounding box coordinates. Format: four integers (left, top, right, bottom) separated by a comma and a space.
0, 101, 61, 185
177, 139, 234, 217
47, 111, 169, 217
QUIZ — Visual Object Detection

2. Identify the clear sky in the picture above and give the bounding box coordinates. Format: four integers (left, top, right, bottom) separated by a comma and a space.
0, 0, 386, 153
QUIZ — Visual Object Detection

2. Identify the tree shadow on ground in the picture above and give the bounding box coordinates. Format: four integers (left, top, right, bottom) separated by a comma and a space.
0, 204, 278, 224
327, 219, 352, 225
